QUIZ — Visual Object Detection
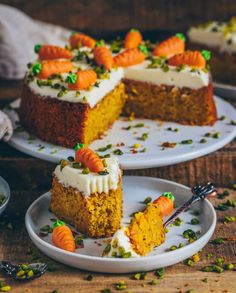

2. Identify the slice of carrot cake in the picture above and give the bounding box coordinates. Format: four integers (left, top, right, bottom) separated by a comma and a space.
50, 146, 122, 238
188, 17, 236, 85
103, 192, 174, 257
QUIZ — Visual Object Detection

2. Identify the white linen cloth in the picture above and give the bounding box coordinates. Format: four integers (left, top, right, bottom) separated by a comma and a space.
0, 4, 72, 79
0, 4, 73, 141
0, 110, 13, 141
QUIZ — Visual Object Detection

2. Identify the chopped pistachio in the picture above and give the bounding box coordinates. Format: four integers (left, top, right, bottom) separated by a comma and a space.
212, 132, 221, 139
82, 168, 90, 174
180, 139, 193, 144
149, 279, 158, 285
183, 229, 197, 240
101, 289, 111, 293
225, 263, 234, 270
155, 268, 165, 278
219, 115, 226, 121
140, 132, 149, 141
224, 216, 235, 223
113, 149, 123, 155
133, 143, 141, 149
0, 286, 11, 292
133, 272, 147, 280
190, 218, 200, 225
210, 237, 225, 245
200, 138, 207, 143
218, 190, 230, 199
86, 274, 93, 281
115, 280, 127, 290
143, 197, 152, 204
202, 265, 224, 273
230, 120, 236, 125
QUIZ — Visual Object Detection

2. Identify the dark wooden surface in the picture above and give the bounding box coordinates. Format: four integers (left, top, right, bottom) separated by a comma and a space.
2, 0, 236, 37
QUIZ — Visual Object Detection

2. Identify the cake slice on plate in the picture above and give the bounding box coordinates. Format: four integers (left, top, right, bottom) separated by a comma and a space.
50, 145, 122, 238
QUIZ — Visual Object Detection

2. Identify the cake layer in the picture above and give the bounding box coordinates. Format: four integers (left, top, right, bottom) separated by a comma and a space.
123, 79, 217, 125
124, 61, 209, 89
20, 82, 126, 147
50, 176, 122, 238
54, 158, 120, 197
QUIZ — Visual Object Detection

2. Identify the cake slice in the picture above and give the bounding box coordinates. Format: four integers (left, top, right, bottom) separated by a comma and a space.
50, 146, 122, 238
188, 18, 236, 85
103, 193, 174, 257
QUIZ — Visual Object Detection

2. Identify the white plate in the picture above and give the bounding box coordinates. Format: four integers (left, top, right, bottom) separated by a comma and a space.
5, 96, 236, 169
25, 176, 216, 273
214, 81, 236, 100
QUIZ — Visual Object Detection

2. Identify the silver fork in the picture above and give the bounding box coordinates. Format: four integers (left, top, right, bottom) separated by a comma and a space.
164, 182, 217, 228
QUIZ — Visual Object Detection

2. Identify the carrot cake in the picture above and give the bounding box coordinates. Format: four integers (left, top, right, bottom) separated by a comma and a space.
188, 17, 236, 85
20, 30, 217, 148
103, 192, 175, 257
50, 145, 122, 238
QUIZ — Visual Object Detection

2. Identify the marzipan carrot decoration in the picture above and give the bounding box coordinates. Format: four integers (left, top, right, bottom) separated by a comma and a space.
34, 44, 72, 60
113, 45, 147, 67
168, 50, 211, 69
66, 70, 97, 90
75, 145, 104, 173
153, 33, 186, 58
32, 60, 73, 79
153, 192, 175, 217
124, 29, 143, 49
69, 32, 96, 49
93, 43, 114, 70
52, 220, 76, 252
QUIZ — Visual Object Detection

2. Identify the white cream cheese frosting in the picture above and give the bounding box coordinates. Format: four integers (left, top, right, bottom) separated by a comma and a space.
188, 20, 236, 53
104, 227, 140, 258
54, 157, 120, 197
28, 66, 124, 108
125, 60, 209, 89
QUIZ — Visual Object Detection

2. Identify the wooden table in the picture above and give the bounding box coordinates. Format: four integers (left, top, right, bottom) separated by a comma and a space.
0, 81, 236, 293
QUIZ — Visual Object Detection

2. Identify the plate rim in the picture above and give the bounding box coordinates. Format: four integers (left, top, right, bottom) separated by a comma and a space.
6, 95, 236, 169
25, 176, 217, 264
0, 176, 11, 214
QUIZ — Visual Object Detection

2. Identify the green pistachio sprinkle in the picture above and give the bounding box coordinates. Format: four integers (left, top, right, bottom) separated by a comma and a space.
190, 218, 200, 225
230, 120, 236, 125
210, 237, 225, 245
67, 156, 74, 162
34, 44, 42, 53
200, 138, 207, 143
180, 139, 193, 144
0, 286, 12, 292
202, 277, 208, 283
176, 33, 186, 41
72, 162, 82, 169
82, 168, 90, 174
219, 115, 226, 121
32, 62, 42, 75
183, 229, 197, 240
97, 144, 112, 152
172, 217, 183, 226
113, 149, 123, 155
212, 132, 221, 139
204, 132, 211, 137
66, 73, 77, 84
155, 268, 165, 278
115, 280, 127, 290
202, 265, 224, 273
225, 263, 234, 270
218, 190, 230, 199
201, 50, 212, 61
149, 279, 158, 285
86, 274, 93, 281
140, 132, 149, 141
143, 197, 152, 204
224, 216, 235, 223
133, 272, 147, 280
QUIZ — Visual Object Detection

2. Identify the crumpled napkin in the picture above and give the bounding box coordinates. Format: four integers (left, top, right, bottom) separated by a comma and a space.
0, 110, 13, 141
0, 4, 72, 79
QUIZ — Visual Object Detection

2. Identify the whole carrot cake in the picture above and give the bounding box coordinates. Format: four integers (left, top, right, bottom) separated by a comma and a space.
188, 17, 236, 85
20, 30, 217, 148
50, 146, 122, 238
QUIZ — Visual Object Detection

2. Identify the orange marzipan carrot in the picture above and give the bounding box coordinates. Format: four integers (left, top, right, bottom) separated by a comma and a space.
38, 60, 73, 79
52, 225, 76, 252
75, 147, 104, 173
124, 29, 143, 49
153, 194, 174, 217
38, 45, 72, 60
68, 70, 97, 90
93, 45, 114, 70
113, 48, 145, 67
153, 35, 185, 58
168, 50, 206, 69
70, 33, 96, 49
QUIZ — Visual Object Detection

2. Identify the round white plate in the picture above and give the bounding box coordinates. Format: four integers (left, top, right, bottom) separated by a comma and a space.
5, 96, 236, 169
214, 81, 236, 100
25, 176, 216, 273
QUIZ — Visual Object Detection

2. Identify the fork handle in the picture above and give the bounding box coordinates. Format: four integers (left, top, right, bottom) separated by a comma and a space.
163, 195, 199, 228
